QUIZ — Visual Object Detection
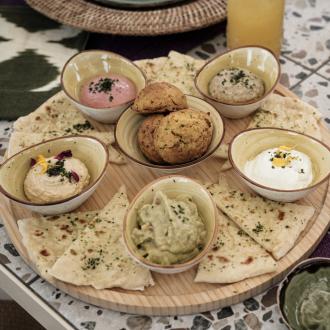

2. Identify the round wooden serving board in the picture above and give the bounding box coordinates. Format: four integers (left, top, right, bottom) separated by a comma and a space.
1, 84, 329, 316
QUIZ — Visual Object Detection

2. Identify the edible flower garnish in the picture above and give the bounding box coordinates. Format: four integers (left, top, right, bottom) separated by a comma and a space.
70, 171, 80, 182
278, 145, 293, 151
30, 158, 36, 167
270, 147, 297, 168
36, 155, 48, 174
55, 150, 72, 160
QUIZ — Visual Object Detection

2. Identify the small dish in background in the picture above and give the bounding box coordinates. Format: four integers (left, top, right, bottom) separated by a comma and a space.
123, 175, 218, 274
229, 128, 330, 202
115, 95, 225, 174
61, 50, 146, 124
195, 46, 280, 119
0, 136, 109, 215
277, 257, 330, 330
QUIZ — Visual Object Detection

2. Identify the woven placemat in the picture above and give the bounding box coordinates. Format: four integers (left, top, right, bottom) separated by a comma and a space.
26, 0, 227, 36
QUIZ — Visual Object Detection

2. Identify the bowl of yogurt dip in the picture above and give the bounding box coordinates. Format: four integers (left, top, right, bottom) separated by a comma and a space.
0, 136, 109, 215
195, 46, 280, 119
61, 50, 146, 124
229, 128, 330, 202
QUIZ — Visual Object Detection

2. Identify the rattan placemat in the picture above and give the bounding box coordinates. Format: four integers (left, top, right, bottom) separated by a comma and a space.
26, 0, 227, 36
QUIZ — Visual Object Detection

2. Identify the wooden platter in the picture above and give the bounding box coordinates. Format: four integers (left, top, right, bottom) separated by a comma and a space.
1, 84, 329, 316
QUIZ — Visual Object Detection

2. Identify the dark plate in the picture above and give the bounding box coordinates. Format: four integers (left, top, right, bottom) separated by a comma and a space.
93, 0, 188, 9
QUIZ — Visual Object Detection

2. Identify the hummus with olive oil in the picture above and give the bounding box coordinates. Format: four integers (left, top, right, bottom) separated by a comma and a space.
209, 67, 265, 104
24, 152, 90, 204
131, 191, 207, 265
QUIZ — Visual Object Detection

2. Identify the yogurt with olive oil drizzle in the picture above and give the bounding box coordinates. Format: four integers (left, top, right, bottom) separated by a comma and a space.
244, 146, 313, 190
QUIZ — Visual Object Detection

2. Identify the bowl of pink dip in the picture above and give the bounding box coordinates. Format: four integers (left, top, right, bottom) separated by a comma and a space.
61, 50, 146, 124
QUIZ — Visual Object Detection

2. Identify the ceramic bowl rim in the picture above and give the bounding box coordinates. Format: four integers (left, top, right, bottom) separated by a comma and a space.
276, 257, 330, 330
60, 49, 147, 111
0, 135, 109, 206
228, 127, 330, 193
123, 175, 218, 270
194, 45, 281, 107
114, 94, 225, 170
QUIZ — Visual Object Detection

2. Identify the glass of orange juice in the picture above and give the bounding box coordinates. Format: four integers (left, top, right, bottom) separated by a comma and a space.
227, 0, 285, 56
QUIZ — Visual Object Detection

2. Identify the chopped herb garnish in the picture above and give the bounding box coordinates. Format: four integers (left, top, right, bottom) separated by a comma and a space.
252, 222, 264, 234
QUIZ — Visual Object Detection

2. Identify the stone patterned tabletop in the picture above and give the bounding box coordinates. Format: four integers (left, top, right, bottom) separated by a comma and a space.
0, 0, 329, 329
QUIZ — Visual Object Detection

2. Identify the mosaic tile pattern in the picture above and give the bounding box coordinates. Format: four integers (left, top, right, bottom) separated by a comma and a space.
0, 0, 329, 329
281, 0, 330, 71
0, 227, 37, 284
293, 73, 330, 124
29, 276, 286, 330
317, 60, 330, 80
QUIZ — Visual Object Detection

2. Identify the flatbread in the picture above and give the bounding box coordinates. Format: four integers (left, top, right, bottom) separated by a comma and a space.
18, 210, 99, 281
206, 177, 315, 260
137, 51, 205, 96
49, 187, 154, 290
249, 93, 322, 140
213, 143, 229, 159
8, 91, 124, 164
195, 212, 277, 283
134, 57, 167, 83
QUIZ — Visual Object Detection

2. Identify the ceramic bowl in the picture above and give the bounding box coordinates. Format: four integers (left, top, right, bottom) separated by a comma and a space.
229, 128, 330, 202
61, 50, 146, 124
195, 46, 280, 119
277, 257, 330, 330
115, 95, 225, 174
123, 175, 218, 274
0, 136, 109, 215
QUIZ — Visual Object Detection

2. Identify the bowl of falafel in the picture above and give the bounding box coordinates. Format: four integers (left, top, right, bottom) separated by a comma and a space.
115, 82, 225, 173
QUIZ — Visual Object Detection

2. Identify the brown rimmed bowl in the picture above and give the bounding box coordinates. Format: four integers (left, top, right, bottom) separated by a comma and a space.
115, 95, 225, 174
61, 50, 146, 124
229, 127, 330, 202
0, 136, 109, 215
195, 46, 281, 119
123, 175, 218, 274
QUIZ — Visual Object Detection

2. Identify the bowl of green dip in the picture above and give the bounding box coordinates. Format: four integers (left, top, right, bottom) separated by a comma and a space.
277, 257, 330, 330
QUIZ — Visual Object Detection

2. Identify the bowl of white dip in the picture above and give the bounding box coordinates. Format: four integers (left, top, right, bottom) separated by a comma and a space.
228, 128, 330, 202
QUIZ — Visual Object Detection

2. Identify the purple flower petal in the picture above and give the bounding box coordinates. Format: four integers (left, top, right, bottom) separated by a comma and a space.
30, 158, 36, 167
70, 171, 80, 182
55, 150, 72, 160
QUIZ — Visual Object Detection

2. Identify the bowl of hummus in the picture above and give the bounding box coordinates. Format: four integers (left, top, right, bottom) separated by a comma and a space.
61, 50, 146, 124
123, 176, 218, 274
229, 128, 330, 202
195, 46, 280, 119
0, 136, 109, 215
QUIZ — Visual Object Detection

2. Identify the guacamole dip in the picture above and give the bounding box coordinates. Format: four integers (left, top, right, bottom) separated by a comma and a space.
284, 267, 330, 330
131, 191, 207, 265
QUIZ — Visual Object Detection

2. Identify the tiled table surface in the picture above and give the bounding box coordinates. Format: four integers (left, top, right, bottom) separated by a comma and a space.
0, 0, 329, 329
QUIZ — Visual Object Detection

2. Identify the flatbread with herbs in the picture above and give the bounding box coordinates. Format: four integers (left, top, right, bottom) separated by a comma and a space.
206, 177, 315, 260
18, 210, 99, 281
134, 57, 167, 83
8, 92, 125, 164
249, 93, 322, 140
136, 51, 205, 96
49, 187, 154, 290
195, 212, 277, 283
